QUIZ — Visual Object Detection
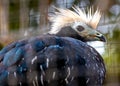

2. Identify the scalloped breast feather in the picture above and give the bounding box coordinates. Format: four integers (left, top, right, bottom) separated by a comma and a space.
49, 6, 102, 34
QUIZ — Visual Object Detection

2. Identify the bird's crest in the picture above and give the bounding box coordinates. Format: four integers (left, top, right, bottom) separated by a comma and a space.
49, 6, 102, 34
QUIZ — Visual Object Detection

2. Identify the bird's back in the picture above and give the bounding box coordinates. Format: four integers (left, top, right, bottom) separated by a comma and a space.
0, 35, 105, 86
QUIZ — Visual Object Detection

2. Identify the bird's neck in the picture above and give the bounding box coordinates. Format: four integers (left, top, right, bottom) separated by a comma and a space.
48, 26, 86, 42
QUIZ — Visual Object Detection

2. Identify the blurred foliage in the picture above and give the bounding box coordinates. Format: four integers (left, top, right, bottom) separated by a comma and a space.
9, 0, 20, 30
0, 43, 3, 50
111, 29, 120, 62
29, 0, 39, 11
112, 29, 120, 41
103, 28, 120, 85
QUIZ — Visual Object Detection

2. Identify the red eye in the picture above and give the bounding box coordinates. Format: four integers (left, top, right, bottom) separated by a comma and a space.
76, 26, 84, 32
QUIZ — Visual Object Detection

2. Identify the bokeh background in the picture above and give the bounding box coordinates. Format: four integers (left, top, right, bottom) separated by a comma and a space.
0, 0, 120, 86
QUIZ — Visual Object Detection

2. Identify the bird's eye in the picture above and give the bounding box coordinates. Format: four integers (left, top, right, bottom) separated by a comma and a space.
76, 26, 84, 32
96, 33, 101, 36
96, 33, 100, 35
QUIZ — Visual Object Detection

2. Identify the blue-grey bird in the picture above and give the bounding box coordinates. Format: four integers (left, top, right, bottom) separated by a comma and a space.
0, 6, 106, 86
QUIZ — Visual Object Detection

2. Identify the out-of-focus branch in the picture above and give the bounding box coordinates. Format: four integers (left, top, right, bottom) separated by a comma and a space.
19, 0, 29, 29
0, 0, 13, 45
94, 0, 115, 13
39, 0, 49, 29
0, 0, 9, 37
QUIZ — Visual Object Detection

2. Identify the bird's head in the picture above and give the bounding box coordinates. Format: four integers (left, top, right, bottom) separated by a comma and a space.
48, 6, 106, 42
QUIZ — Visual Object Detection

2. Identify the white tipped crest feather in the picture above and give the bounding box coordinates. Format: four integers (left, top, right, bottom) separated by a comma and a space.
49, 6, 101, 34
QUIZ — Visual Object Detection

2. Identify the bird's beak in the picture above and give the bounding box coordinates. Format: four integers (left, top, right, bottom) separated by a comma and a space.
97, 35, 106, 42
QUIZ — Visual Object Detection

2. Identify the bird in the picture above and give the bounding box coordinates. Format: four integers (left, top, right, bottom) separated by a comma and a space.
0, 6, 106, 86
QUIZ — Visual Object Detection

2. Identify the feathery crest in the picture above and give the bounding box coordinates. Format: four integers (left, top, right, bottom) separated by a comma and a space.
49, 6, 102, 34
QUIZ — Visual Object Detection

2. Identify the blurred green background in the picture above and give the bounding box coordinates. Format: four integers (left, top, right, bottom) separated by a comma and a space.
0, 0, 120, 86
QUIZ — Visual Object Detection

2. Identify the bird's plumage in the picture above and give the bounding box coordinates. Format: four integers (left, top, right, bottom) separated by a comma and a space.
0, 6, 106, 86
0, 35, 105, 86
